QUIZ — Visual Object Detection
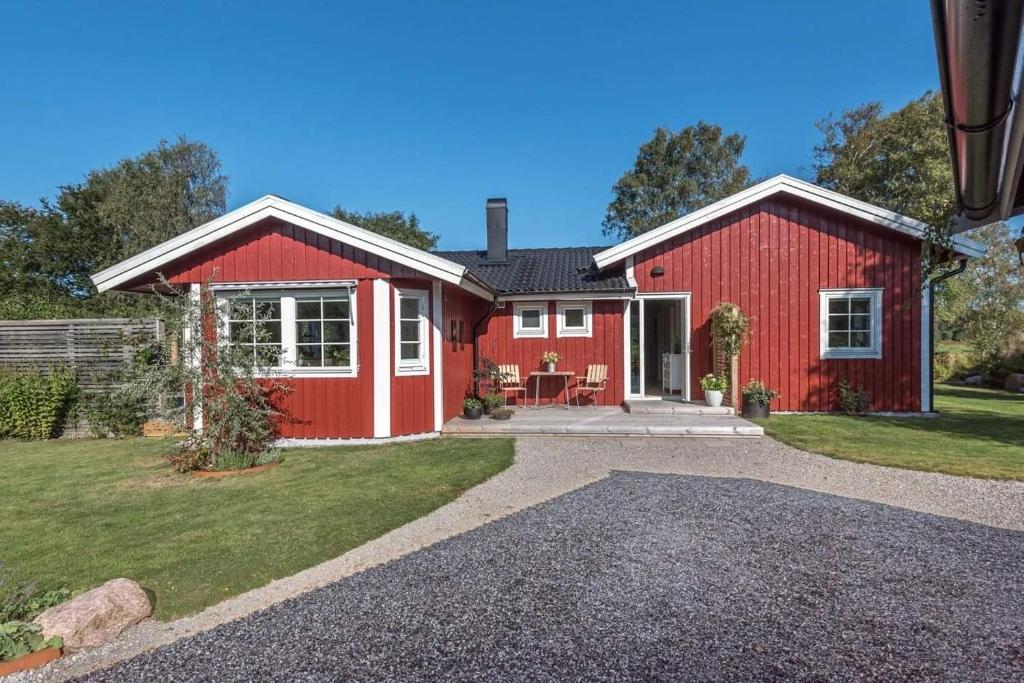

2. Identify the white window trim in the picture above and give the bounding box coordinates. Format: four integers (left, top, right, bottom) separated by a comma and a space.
513, 302, 548, 338
215, 286, 358, 378
394, 287, 430, 376
556, 301, 592, 338
819, 288, 883, 360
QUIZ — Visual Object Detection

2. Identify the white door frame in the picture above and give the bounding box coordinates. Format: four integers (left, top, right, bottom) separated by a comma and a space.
625, 292, 691, 401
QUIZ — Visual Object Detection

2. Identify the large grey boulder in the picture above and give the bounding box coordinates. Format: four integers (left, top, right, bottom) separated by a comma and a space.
1004, 373, 1024, 393
964, 374, 984, 386
33, 578, 151, 650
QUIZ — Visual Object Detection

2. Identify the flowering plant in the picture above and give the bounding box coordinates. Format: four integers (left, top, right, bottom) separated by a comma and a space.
699, 373, 727, 392
541, 351, 561, 364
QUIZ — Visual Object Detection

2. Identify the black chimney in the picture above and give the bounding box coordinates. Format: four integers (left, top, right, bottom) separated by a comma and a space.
486, 198, 508, 262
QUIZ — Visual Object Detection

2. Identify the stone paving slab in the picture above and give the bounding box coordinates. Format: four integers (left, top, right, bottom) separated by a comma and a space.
443, 407, 763, 437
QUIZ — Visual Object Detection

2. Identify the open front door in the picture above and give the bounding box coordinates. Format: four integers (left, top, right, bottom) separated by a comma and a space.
626, 294, 691, 401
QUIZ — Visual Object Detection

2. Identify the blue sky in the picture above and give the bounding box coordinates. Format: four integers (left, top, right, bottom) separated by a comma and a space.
1, 1, 940, 250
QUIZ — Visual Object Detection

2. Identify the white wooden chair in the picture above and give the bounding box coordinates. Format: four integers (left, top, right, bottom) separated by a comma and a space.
498, 364, 528, 406
573, 364, 609, 407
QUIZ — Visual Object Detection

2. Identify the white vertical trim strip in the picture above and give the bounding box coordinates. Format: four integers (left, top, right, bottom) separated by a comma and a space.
372, 279, 392, 438
623, 300, 633, 398
683, 295, 692, 402
625, 255, 637, 288
432, 282, 444, 432
187, 283, 203, 432
921, 282, 932, 412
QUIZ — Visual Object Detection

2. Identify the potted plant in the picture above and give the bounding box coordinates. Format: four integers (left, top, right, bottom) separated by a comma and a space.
699, 373, 727, 407
462, 397, 484, 419
482, 393, 504, 415
542, 351, 561, 373
490, 406, 513, 421
740, 379, 778, 418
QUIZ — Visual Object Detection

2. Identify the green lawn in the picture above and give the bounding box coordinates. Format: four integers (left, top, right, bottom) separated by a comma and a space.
0, 437, 513, 620
757, 384, 1024, 480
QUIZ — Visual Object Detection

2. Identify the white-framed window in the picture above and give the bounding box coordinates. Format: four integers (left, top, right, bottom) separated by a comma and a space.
819, 288, 883, 359
513, 302, 548, 338
216, 287, 357, 376
556, 301, 592, 337
395, 288, 430, 375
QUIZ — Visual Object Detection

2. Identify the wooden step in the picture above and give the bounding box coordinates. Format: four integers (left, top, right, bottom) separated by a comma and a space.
623, 399, 734, 415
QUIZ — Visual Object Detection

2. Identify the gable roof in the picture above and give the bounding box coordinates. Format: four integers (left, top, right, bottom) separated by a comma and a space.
435, 246, 631, 296
91, 195, 494, 299
592, 174, 986, 270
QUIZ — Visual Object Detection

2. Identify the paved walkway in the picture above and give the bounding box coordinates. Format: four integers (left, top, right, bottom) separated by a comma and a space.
443, 407, 763, 437
20, 437, 1024, 681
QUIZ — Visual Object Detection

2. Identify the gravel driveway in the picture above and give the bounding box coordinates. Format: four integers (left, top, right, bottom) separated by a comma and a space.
78, 471, 1024, 681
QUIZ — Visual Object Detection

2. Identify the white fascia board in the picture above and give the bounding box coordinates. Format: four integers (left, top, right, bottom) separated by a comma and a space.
496, 291, 633, 302
91, 195, 475, 293
592, 175, 986, 269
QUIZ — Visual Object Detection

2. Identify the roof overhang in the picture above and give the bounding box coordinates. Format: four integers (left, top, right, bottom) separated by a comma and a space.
931, 0, 1024, 229
91, 195, 495, 300
495, 290, 634, 302
592, 174, 986, 270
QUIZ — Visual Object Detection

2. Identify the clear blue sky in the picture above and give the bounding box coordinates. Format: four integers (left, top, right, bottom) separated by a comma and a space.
0, 1, 940, 250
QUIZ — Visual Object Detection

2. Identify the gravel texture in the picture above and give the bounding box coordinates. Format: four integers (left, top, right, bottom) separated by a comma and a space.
77, 472, 1024, 682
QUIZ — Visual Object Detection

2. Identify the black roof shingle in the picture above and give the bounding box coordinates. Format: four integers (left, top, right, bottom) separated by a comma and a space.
434, 246, 630, 295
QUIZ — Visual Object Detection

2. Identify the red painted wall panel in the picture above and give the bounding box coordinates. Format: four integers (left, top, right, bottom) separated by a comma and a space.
634, 196, 922, 412
441, 283, 487, 421
476, 300, 625, 406
389, 278, 436, 436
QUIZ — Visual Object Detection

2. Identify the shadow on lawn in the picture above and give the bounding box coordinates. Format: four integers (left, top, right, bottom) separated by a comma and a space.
876, 386, 1024, 451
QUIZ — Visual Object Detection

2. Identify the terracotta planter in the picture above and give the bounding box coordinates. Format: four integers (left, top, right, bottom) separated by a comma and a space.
463, 406, 483, 420
191, 462, 278, 479
704, 390, 723, 407
0, 647, 62, 677
742, 402, 770, 419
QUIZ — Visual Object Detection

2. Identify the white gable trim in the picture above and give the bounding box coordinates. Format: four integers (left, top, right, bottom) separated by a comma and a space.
592, 175, 986, 269
91, 195, 493, 299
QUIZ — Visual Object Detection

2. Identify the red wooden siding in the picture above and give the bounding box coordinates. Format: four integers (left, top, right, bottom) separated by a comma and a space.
441, 283, 487, 420
155, 218, 423, 285
634, 196, 922, 412
389, 278, 436, 435
476, 300, 625, 406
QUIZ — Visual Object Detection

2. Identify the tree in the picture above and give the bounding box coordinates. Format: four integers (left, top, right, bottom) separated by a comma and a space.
603, 121, 751, 241
0, 137, 227, 319
330, 207, 438, 251
938, 222, 1024, 363
814, 91, 955, 241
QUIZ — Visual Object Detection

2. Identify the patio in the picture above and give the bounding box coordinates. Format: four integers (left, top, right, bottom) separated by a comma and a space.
442, 405, 763, 437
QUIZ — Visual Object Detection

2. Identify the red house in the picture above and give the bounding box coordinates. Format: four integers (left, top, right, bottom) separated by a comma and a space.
92, 175, 983, 440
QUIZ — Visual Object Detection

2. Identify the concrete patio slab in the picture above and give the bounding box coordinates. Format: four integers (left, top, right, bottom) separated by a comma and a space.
442, 406, 763, 437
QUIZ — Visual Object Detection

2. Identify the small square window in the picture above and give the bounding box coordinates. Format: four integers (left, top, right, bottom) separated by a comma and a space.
556, 301, 592, 337
513, 303, 548, 338
820, 289, 882, 359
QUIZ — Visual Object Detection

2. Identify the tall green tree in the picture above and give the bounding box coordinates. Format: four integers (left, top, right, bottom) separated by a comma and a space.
814, 91, 955, 233
603, 121, 751, 241
0, 137, 227, 319
813, 91, 1024, 355
330, 207, 438, 251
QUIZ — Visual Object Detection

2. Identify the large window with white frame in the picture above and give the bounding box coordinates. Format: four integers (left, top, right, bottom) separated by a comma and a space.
217, 287, 357, 375
819, 288, 882, 359
556, 301, 592, 337
395, 287, 430, 375
513, 302, 548, 338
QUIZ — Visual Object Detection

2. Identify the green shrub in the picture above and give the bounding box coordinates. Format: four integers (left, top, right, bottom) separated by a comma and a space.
836, 379, 871, 415
85, 385, 148, 438
0, 622, 63, 662
462, 397, 482, 411
482, 393, 504, 414
0, 367, 78, 440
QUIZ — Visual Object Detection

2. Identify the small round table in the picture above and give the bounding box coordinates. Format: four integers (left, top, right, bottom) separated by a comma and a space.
528, 370, 574, 409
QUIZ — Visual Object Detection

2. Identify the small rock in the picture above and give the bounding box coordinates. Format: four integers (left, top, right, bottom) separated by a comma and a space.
33, 578, 151, 651
1004, 373, 1024, 393
964, 375, 983, 386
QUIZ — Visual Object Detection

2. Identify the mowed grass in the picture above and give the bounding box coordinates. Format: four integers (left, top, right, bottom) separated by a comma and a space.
0, 437, 513, 620
757, 384, 1024, 480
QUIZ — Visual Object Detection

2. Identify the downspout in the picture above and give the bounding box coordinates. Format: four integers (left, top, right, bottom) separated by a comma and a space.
928, 258, 968, 411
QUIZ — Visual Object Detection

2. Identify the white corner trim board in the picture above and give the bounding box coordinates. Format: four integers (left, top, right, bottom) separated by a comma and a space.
372, 279, 392, 438
90, 195, 493, 301
432, 282, 444, 432
592, 174, 986, 269
920, 281, 932, 412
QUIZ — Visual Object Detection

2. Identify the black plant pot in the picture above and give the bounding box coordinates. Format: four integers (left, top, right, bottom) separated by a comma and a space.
741, 402, 770, 419
491, 412, 512, 421
463, 406, 484, 420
